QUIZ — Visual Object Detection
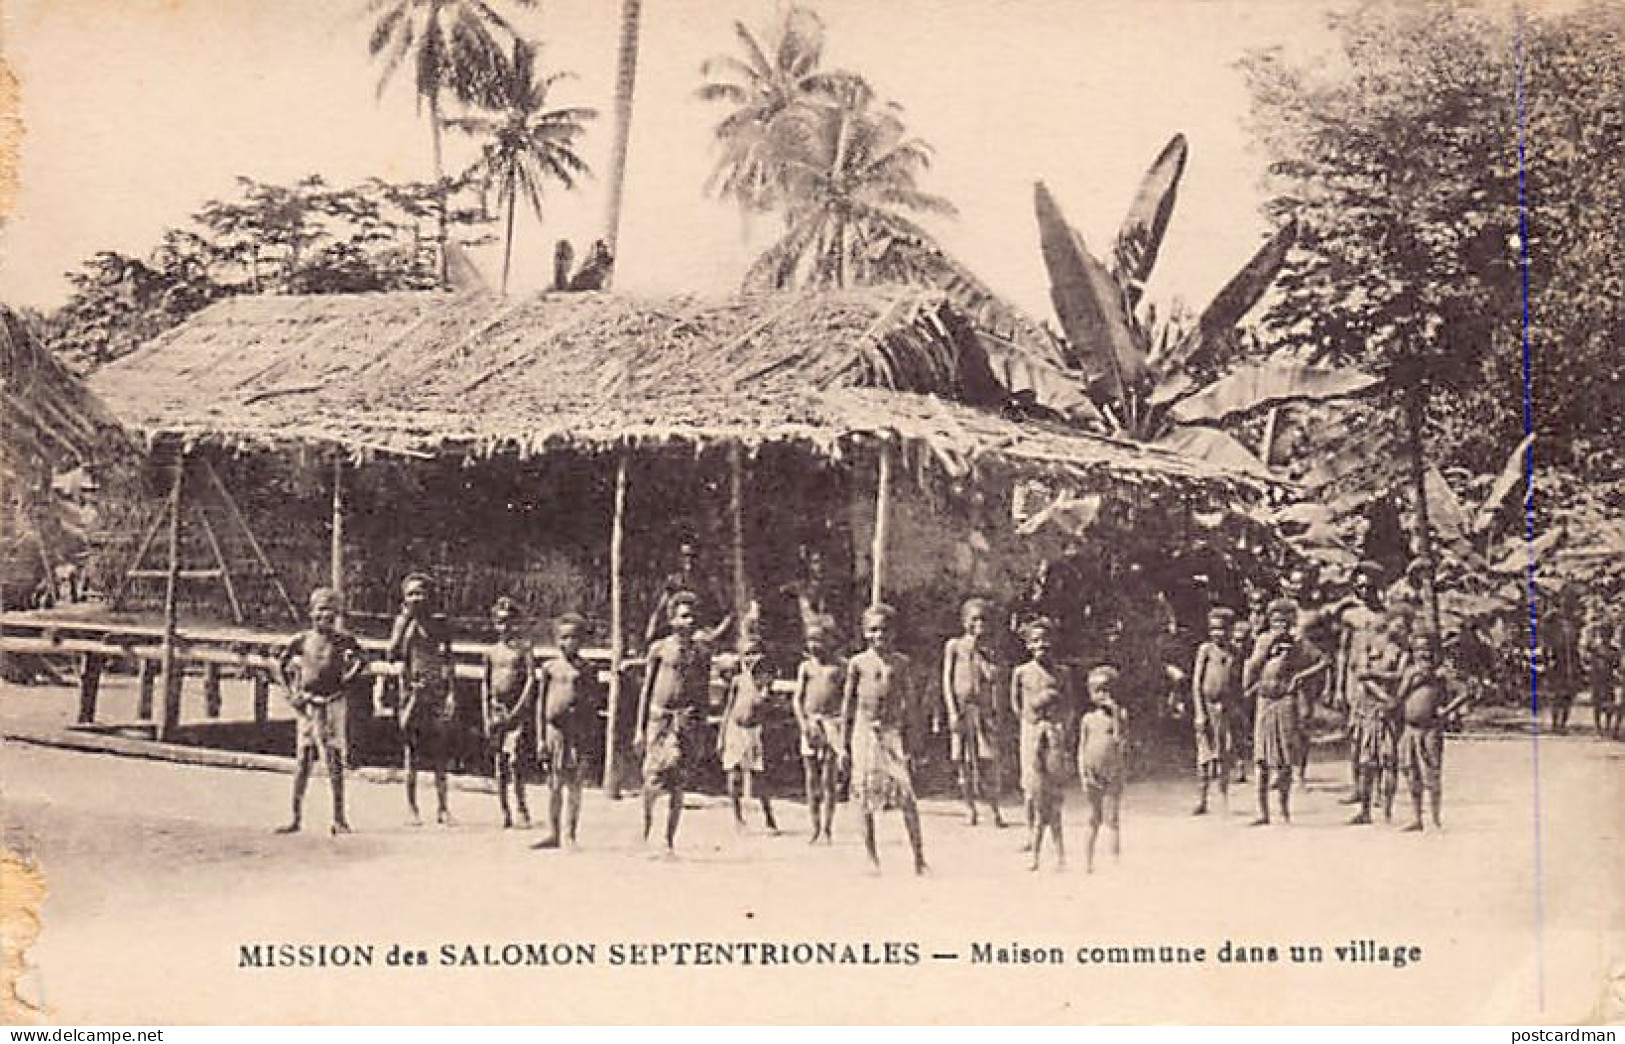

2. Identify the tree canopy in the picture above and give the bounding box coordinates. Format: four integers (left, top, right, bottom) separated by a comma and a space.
40, 174, 495, 371
1241, 0, 1623, 476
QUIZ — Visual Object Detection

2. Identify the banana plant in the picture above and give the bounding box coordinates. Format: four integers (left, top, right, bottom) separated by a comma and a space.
989, 135, 1380, 475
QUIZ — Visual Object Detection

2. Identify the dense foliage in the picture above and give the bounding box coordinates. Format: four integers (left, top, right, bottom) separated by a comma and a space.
1241, 0, 1624, 476
38, 174, 496, 371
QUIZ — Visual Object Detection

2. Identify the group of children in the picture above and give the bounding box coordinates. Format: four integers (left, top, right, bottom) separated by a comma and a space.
1185, 595, 1469, 834
271, 572, 1471, 872
273, 576, 597, 848
270, 579, 1135, 876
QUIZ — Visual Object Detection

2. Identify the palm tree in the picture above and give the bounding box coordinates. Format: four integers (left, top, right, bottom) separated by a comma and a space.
745, 85, 958, 290
366, 0, 534, 283
446, 41, 595, 295
697, 5, 852, 214
602, 0, 642, 274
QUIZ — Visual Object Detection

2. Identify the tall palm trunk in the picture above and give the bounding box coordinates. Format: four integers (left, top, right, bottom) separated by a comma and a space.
501, 168, 518, 296
430, 89, 449, 288
602, 0, 643, 284
831, 107, 852, 289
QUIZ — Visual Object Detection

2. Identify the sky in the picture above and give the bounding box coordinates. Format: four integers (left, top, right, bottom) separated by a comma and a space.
0, 0, 1339, 323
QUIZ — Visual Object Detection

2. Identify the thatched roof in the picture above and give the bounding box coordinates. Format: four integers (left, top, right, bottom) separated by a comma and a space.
91, 288, 1265, 494
1, 307, 130, 484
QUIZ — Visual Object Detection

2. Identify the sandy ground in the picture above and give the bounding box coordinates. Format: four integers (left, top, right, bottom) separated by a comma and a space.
3, 704, 1622, 1025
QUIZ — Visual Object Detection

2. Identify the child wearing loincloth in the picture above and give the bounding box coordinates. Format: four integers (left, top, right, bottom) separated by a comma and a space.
1011, 617, 1072, 870
1230, 618, 1255, 783
1077, 666, 1128, 874
943, 597, 1008, 828
1584, 616, 1617, 738
843, 603, 927, 875
534, 613, 598, 848
719, 640, 780, 834
1190, 606, 1239, 816
792, 617, 846, 843
388, 573, 458, 826
482, 596, 536, 830
274, 587, 366, 835
1247, 631, 1311, 825
1348, 610, 1411, 825
1395, 633, 1471, 832
635, 591, 713, 853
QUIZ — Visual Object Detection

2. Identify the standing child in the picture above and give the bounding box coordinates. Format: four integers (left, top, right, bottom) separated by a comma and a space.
273, 587, 366, 835
719, 640, 780, 833
1584, 616, 1616, 738
1230, 618, 1255, 783
1011, 617, 1072, 870
635, 592, 712, 854
1190, 607, 1239, 815
843, 603, 927, 875
1348, 611, 1411, 825
942, 597, 1008, 828
388, 573, 457, 826
1077, 666, 1128, 874
1396, 633, 1471, 832
535, 613, 598, 848
482, 596, 535, 830
791, 618, 845, 842
1246, 630, 1325, 825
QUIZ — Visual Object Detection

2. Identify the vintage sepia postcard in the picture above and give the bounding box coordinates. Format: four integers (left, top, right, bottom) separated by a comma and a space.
1, 0, 1621, 1027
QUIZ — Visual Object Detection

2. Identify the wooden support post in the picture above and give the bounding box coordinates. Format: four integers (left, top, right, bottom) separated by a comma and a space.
603, 451, 629, 796
870, 441, 893, 606
137, 658, 159, 720
252, 671, 271, 724
111, 508, 168, 609
728, 443, 749, 644
159, 451, 187, 741
195, 509, 244, 625
76, 653, 103, 725
330, 454, 346, 602
201, 459, 300, 624
202, 662, 223, 718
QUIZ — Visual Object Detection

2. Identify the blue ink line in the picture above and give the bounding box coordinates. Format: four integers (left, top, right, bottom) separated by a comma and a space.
1514, 6, 1545, 1014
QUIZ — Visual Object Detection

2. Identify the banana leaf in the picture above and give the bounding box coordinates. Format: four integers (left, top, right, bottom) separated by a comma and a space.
1490, 529, 1563, 574
1153, 222, 1296, 375
1269, 502, 1338, 530
1034, 182, 1149, 399
1299, 430, 1404, 495
1294, 543, 1360, 568
1423, 466, 1473, 545
980, 341, 1104, 424
1168, 361, 1378, 425
1472, 434, 1534, 534
1111, 134, 1187, 309
1146, 368, 1195, 408
1152, 425, 1274, 479
1016, 490, 1103, 538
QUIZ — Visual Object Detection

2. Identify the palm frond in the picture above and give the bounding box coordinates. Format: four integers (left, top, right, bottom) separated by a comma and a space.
731, 21, 774, 79
368, 3, 409, 58
372, 15, 417, 99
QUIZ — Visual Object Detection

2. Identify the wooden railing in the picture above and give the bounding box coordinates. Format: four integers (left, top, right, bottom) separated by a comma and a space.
0, 609, 638, 727
0, 608, 798, 729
